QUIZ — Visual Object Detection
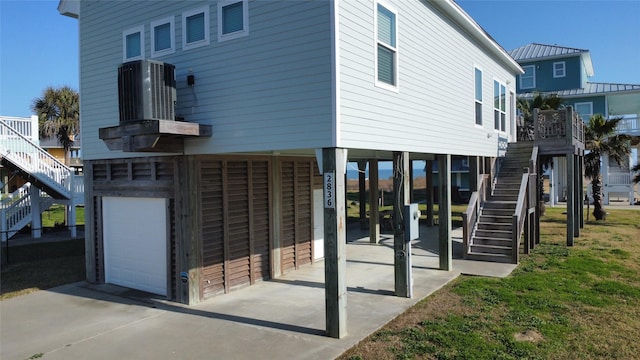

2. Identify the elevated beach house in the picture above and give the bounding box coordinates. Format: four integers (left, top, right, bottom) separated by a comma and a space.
510, 43, 640, 205
59, 0, 525, 337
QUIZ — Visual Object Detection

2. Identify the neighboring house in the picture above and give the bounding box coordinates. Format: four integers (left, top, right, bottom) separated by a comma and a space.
0, 115, 84, 249
59, 0, 526, 337
510, 43, 640, 205
39, 135, 83, 173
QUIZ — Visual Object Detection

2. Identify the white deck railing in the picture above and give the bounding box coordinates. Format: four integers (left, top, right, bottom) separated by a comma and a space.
616, 116, 640, 135
1, 119, 72, 199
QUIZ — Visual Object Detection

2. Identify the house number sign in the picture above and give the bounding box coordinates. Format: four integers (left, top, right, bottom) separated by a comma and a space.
324, 172, 335, 209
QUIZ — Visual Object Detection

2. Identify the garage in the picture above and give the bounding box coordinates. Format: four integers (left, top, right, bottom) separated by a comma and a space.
103, 197, 168, 296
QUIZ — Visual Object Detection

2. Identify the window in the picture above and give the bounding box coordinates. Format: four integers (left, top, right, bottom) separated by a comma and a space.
553, 61, 566, 78
151, 17, 175, 57
574, 102, 593, 122
375, 2, 398, 89
123, 25, 144, 61
182, 6, 209, 50
218, 0, 249, 42
494, 80, 506, 132
474, 67, 483, 125
520, 65, 535, 89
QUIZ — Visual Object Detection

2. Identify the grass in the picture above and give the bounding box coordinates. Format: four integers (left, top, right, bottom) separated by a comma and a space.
340, 208, 640, 360
0, 239, 85, 300
41, 204, 85, 228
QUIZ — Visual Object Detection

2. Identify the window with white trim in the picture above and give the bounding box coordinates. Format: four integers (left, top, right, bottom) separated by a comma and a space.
218, 0, 249, 42
474, 67, 483, 125
553, 61, 566, 78
123, 25, 144, 61
375, 2, 398, 89
520, 65, 535, 89
494, 80, 506, 132
574, 102, 593, 122
182, 6, 209, 50
151, 17, 175, 57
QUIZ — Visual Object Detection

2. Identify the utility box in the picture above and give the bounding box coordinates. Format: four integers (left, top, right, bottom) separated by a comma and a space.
404, 203, 420, 241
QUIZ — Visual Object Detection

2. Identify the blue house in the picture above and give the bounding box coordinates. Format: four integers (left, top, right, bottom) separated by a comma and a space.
510, 43, 640, 205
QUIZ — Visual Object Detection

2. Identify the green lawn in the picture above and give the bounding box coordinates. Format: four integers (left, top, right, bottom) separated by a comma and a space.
341, 208, 640, 359
41, 204, 85, 227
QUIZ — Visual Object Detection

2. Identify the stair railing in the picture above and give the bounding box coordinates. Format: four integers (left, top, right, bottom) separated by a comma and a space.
462, 174, 490, 258
511, 146, 539, 263
0, 119, 72, 199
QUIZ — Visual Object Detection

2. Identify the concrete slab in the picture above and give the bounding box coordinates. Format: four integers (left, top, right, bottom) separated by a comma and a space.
1, 225, 516, 360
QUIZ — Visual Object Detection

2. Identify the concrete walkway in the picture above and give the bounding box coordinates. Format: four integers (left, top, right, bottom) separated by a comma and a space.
1, 226, 516, 360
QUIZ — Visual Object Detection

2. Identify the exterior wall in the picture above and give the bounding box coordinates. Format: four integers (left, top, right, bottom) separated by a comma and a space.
337, 0, 518, 157
516, 56, 581, 93
567, 96, 607, 120
84, 154, 319, 304
79, 0, 334, 161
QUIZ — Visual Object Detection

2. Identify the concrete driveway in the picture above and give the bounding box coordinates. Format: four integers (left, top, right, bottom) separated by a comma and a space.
1, 226, 516, 360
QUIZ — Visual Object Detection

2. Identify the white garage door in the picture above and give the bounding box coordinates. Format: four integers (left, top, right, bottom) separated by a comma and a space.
103, 197, 167, 296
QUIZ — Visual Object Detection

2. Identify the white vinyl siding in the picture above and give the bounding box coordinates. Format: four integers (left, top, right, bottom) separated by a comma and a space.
338, 0, 517, 157
553, 61, 565, 78
520, 65, 535, 89
474, 67, 482, 126
375, 1, 398, 90
151, 16, 175, 57
182, 6, 209, 50
218, 0, 249, 42
123, 25, 144, 61
79, 1, 333, 160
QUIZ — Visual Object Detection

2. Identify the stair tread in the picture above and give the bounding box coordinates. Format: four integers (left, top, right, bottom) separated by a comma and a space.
470, 244, 512, 250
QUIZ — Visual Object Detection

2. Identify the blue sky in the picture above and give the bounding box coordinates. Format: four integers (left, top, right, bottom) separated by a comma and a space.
1, 0, 639, 118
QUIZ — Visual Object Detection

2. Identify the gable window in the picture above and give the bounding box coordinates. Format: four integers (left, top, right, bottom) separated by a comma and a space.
183, 6, 209, 50
574, 102, 593, 122
474, 67, 483, 125
218, 0, 249, 42
123, 25, 144, 61
375, 2, 398, 89
494, 80, 506, 132
520, 65, 535, 89
151, 17, 174, 57
553, 61, 566, 78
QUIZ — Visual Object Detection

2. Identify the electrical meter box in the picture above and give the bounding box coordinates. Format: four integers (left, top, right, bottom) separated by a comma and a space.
404, 203, 420, 241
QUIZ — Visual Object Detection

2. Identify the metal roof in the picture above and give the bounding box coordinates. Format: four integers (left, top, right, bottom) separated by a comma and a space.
509, 43, 587, 61
519, 82, 640, 98
510, 43, 594, 77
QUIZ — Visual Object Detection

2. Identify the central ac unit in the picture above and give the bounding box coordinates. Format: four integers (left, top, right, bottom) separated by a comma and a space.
118, 59, 176, 123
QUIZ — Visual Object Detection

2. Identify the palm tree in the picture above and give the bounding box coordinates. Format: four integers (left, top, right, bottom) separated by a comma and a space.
584, 114, 631, 220
31, 86, 79, 164
632, 163, 640, 185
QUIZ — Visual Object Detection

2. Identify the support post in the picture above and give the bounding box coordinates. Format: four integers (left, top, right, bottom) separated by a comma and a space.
574, 154, 580, 237
358, 160, 367, 230
469, 156, 479, 193
566, 153, 574, 246
323, 148, 347, 339
31, 186, 42, 239
425, 160, 434, 227
579, 155, 584, 228
393, 152, 411, 298
368, 160, 380, 244
437, 154, 452, 271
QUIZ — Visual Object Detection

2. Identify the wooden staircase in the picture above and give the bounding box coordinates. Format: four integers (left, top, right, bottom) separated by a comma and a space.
467, 142, 535, 263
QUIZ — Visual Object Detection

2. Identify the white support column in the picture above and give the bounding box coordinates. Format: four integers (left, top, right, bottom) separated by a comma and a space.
31, 187, 42, 238
322, 148, 347, 339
